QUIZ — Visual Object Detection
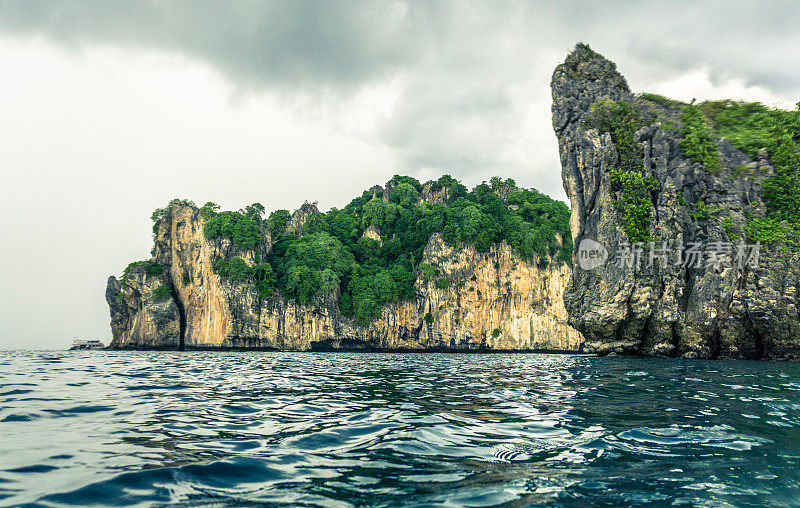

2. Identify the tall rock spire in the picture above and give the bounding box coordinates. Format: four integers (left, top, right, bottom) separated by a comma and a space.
551, 43, 800, 360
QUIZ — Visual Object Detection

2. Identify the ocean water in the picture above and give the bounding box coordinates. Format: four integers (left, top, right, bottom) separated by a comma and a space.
1, 352, 800, 507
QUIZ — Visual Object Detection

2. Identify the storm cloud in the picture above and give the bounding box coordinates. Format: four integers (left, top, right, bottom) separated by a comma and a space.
2, 0, 798, 180
3, 1, 798, 91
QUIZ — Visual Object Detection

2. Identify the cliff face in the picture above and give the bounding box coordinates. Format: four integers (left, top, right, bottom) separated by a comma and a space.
552, 45, 800, 359
107, 200, 583, 351
106, 267, 181, 348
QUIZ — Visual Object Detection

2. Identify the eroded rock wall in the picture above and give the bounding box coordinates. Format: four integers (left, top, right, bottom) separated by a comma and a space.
552, 45, 800, 359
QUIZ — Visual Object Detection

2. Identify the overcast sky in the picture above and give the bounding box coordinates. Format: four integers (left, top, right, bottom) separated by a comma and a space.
1, 1, 797, 349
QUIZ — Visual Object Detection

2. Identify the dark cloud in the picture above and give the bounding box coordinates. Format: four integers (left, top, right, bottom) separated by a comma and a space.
1, 0, 796, 186
2, 1, 797, 93
0, 1, 442, 91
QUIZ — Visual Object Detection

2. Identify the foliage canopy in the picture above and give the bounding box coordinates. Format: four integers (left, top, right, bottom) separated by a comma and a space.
698, 100, 800, 249
204, 174, 572, 325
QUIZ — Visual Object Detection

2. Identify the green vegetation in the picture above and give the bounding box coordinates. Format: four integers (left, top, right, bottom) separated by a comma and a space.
586, 99, 645, 173
680, 104, 723, 173
139, 175, 571, 326
640, 93, 687, 109
690, 201, 720, 221
270, 232, 353, 307
214, 257, 255, 281
214, 257, 276, 299
266, 209, 292, 237
620, 94, 800, 251
203, 204, 264, 250
145, 262, 163, 276
698, 100, 800, 160
151, 285, 172, 302
585, 98, 660, 242
304, 212, 328, 235
491, 328, 501, 338
121, 260, 163, 287
311, 175, 570, 325
731, 164, 754, 180
698, 100, 800, 248
419, 262, 437, 281
610, 170, 660, 242
150, 207, 166, 235
720, 217, 739, 242
200, 202, 220, 219
428, 174, 468, 198
743, 215, 800, 250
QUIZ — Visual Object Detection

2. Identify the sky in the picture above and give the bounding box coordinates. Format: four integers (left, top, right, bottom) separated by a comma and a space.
0, 1, 798, 349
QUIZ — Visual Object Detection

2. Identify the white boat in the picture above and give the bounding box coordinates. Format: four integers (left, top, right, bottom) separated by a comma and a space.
69, 339, 105, 350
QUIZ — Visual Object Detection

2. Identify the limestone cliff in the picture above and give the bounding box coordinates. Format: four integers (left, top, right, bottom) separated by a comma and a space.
106, 266, 181, 348
552, 44, 800, 359
107, 196, 583, 351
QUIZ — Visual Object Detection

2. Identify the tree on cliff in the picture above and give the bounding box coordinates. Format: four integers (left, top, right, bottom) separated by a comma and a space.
154, 174, 572, 325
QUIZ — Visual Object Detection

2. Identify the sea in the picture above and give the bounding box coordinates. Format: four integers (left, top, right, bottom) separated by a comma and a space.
1, 351, 799, 506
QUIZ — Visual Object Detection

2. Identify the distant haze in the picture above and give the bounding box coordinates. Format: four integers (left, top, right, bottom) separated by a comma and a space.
0, 1, 797, 349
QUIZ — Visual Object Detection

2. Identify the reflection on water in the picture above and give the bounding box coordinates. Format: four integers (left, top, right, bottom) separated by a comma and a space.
1, 351, 799, 506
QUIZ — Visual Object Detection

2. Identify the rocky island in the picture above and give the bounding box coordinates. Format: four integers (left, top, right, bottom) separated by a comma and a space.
107, 44, 800, 360
107, 176, 584, 351
553, 44, 800, 360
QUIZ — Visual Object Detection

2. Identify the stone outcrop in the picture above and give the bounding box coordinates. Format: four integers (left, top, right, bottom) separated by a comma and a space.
552, 44, 800, 360
106, 268, 181, 348
417, 181, 449, 205
107, 196, 584, 351
286, 202, 319, 235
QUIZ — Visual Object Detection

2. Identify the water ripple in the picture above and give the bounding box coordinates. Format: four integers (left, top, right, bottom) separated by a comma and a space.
1, 351, 799, 506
